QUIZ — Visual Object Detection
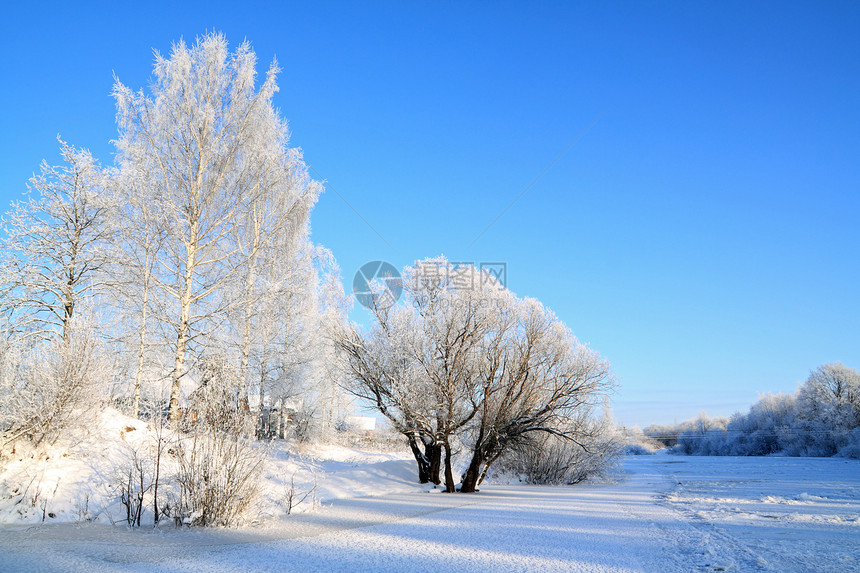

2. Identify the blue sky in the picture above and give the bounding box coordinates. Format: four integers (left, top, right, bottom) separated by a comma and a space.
1, 2, 858, 427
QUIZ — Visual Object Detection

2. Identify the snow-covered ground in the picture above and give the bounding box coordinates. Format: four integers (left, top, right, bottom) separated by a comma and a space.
1, 451, 858, 572
0, 409, 420, 526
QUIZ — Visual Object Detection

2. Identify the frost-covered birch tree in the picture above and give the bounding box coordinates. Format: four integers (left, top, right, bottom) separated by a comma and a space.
0, 135, 114, 450
240, 242, 350, 441
112, 33, 321, 421
231, 163, 319, 408
108, 162, 170, 419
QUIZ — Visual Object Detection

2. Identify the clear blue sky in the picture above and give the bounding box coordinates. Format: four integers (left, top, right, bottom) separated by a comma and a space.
2, 1, 858, 427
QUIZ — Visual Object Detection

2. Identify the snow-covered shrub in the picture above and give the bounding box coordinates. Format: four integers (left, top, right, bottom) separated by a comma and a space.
1, 328, 106, 451
171, 428, 265, 526
642, 423, 681, 448
276, 471, 319, 515
722, 393, 796, 456
329, 418, 404, 451
655, 364, 859, 458
624, 443, 656, 455
623, 426, 664, 454
116, 443, 150, 527
496, 415, 622, 485
170, 359, 266, 527
674, 414, 729, 455
106, 409, 173, 528
289, 407, 318, 444
838, 428, 860, 459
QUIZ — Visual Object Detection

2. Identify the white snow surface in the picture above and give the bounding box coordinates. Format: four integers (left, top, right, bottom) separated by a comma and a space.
1, 413, 859, 572
0, 409, 420, 527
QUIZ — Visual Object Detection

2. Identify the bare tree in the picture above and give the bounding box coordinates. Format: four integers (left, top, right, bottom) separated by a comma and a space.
461, 297, 613, 492
793, 362, 860, 454
228, 223, 320, 414
800, 362, 860, 426
0, 138, 111, 343
232, 154, 320, 408
338, 257, 614, 492
338, 261, 494, 488
298, 247, 352, 442
339, 310, 443, 484
0, 140, 113, 449
403, 260, 497, 491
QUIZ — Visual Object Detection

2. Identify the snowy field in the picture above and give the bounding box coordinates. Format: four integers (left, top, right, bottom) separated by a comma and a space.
1, 454, 858, 572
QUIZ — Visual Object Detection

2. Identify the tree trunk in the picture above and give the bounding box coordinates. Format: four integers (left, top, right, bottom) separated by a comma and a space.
62, 239, 78, 345
460, 449, 484, 493
133, 369, 141, 420
277, 397, 286, 439
478, 451, 503, 487
153, 434, 162, 525
407, 434, 431, 484
168, 319, 188, 422
239, 211, 260, 408
133, 268, 150, 419
443, 440, 456, 493
427, 442, 442, 485
169, 238, 196, 423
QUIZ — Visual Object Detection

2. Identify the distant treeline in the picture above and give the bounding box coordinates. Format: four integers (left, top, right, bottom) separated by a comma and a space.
643, 363, 860, 459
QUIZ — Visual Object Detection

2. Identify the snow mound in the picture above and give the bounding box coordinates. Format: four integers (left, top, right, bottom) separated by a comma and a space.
0, 408, 417, 527
0, 409, 152, 524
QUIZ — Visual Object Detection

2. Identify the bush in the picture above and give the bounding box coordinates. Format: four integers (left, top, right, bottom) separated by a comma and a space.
1, 329, 106, 450
642, 424, 680, 448
649, 367, 860, 459
171, 428, 266, 526
496, 416, 622, 485
838, 428, 860, 459
170, 358, 266, 527
624, 444, 656, 455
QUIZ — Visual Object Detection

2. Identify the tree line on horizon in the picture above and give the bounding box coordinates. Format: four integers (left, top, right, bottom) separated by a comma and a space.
640, 362, 860, 458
